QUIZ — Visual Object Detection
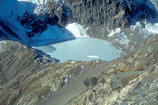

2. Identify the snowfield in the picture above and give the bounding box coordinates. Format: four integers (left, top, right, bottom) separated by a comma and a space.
66, 23, 89, 38
0, 0, 89, 46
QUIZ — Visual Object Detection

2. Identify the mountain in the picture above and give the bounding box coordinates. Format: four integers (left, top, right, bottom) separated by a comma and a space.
1, 0, 158, 105
65, 0, 158, 51
0, 40, 88, 105
0, 0, 158, 51
0, 33, 158, 105
0, 0, 158, 49
65, 0, 157, 29
0, 0, 88, 46
66, 35, 158, 105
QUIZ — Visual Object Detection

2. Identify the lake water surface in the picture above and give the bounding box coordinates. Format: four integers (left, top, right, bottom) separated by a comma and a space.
34, 38, 122, 62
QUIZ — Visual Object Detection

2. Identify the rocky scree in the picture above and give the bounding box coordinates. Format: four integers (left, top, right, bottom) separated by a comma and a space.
67, 35, 158, 105
0, 40, 93, 105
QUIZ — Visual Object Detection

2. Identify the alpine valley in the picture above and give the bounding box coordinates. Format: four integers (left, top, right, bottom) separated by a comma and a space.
1, 0, 158, 105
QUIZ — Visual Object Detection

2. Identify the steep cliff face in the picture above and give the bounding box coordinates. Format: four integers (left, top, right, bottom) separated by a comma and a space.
61, 0, 158, 52
65, 0, 157, 37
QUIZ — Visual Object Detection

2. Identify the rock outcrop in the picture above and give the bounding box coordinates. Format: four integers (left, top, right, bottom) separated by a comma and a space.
0, 40, 89, 105
66, 35, 158, 105
65, 0, 157, 38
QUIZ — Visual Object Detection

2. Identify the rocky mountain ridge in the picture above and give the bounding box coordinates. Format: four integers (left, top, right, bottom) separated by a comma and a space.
65, 0, 157, 35
61, 0, 158, 52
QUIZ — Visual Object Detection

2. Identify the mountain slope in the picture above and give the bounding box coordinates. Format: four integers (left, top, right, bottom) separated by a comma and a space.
1, 1, 158, 105
0, 40, 91, 105
65, 35, 158, 105
1, 0, 158, 51
0, 35, 156, 105
60, 36, 158, 105
64, 0, 158, 51
65, 0, 157, 34
0, 0, 83, 46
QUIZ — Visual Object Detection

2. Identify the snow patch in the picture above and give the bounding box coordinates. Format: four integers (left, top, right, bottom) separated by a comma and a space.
130, 20, 158, 39
108, 28, 129, 45
150, 0, 158, 11
18, 0, 64, 15
116, 32, 130, 45
87, 55, 99, 59
29, 25, 75, 46
18, 0, 49, 15
66, 23, 89, 38
145, 22, 158, 34
130, 22, 142, 31
18, 0, 49, 5
108, 28, 121, 37
0, 0, 77, 46
0, 40, 7, 51
0, 40, 7, 45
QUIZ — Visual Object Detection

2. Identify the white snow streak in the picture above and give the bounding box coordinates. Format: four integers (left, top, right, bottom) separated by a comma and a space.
66, 23, 89, 38
108, 28, 121, 37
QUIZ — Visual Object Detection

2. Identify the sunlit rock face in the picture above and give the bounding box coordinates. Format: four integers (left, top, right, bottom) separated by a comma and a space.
0, 40, 58, 81
66, 35, 158, 105
0, 40, 86, 105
